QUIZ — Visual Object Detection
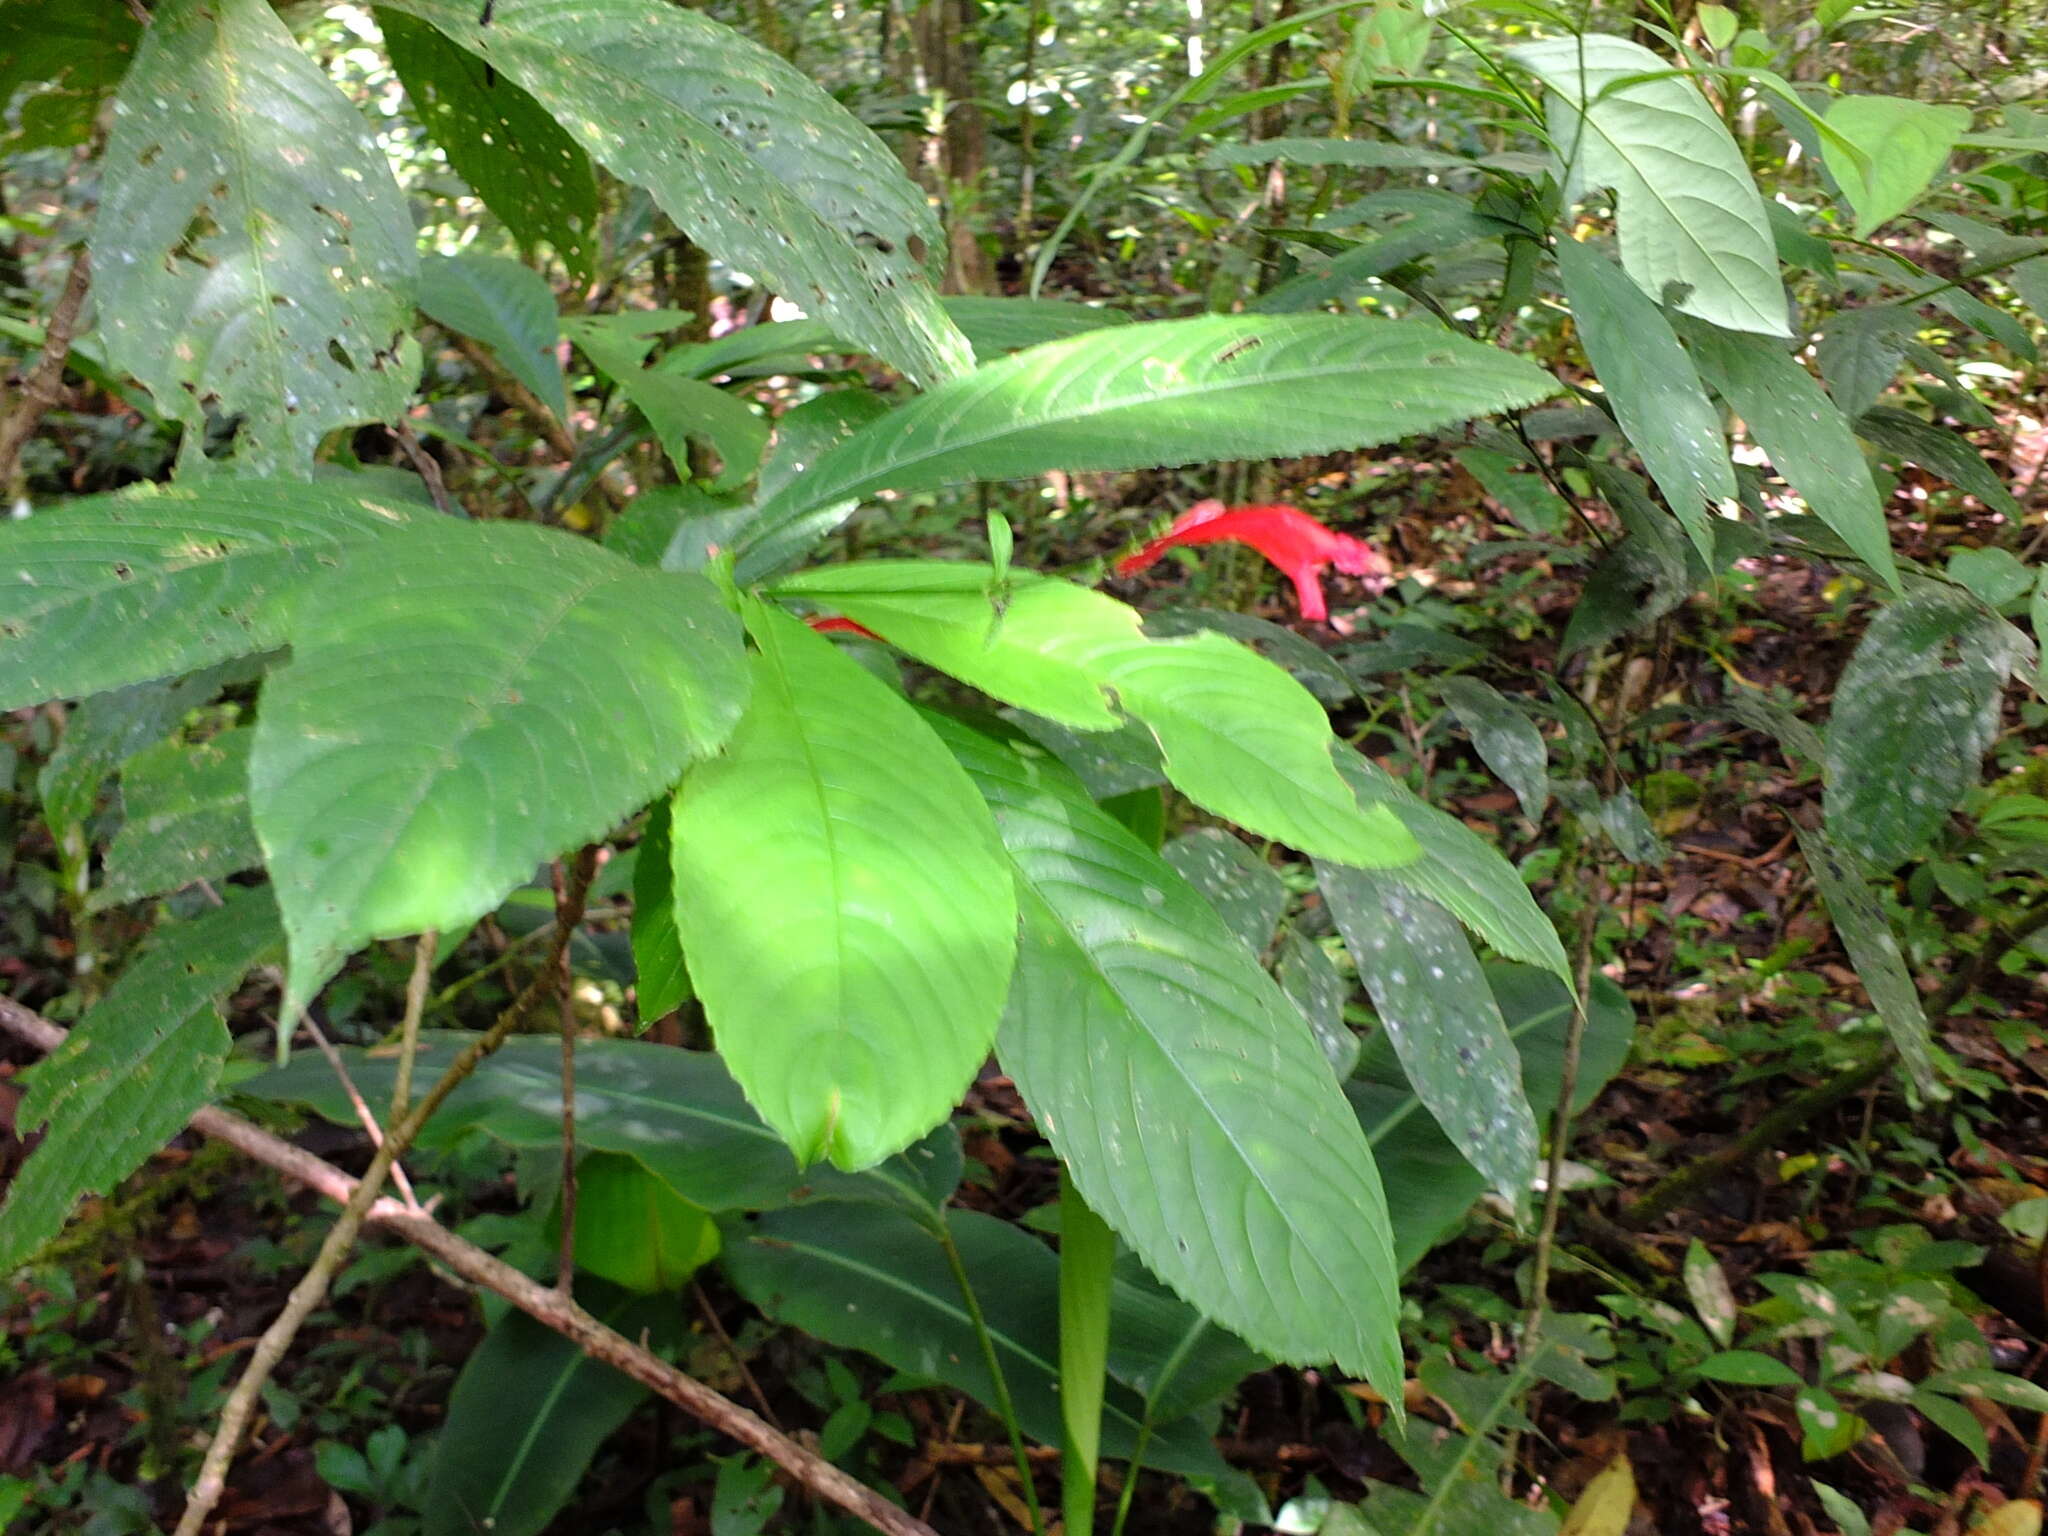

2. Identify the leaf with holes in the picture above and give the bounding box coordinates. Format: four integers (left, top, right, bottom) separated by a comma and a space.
0, 0, 140, 157
95, 730, 261, 909
250, 520, 748, 1023
96, 0, 418, 474
416, 252, 569, 422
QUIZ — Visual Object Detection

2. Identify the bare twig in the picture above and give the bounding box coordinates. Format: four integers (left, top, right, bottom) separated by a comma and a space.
392, 418, 456, 515
551, 857, 584, 1297
0, 995, 942, 1536
0, 246, 92, 490
298, 1012, 422, 1214
390, 929, 438, 1126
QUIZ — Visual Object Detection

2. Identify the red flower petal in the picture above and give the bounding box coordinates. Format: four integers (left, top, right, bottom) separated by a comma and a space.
805, 615, 882, 641
1113, 502, 1388, 622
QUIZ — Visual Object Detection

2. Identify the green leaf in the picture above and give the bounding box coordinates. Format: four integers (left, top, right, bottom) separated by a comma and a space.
721, 1203, 1241, 1483
1163, 829, 1287, 954
95, 729, 262, 910
1510, 33, 1787, 336
0, 480, 419, 712
0, 0, 140, 157
628, 799, 691, 1024
251, 520, 747, 1023
1435, 676, 1549, 821
566, 316, 768, 490
1824, 589, 2028, 871
379, 8, 599, 282
1855, 407, 2022, 518
1560, 535, 1694, 658
1276, 928, 1360, 1077
377, 0, 968, 389
937, 717, 1406, 1399
96, 0, 419, 475
1685, 323, 1900, 591
1816, 308, 1917, 419
1318, 870, 1540, 1216
738, 314, 1559, 581
943, 296, 1132, 358
0, 889, 282, 1275
40, 666, 236, 835
1694, 1349, 1803, 1386
1059, 1176, 1116, 1534
1554, 236, 1734, 568
1455, 447, 1569, 537
1209, 137, 1474, 171
416, 252, 569, 423
1948, 547, 2032, 609
1254, 207, 1510, 314
1821, 96, 1972, 238
669, 603, 1015, 1170
773, 563, 1420, 866
423, 1286, 675, 1536
2035, 571, 2048, 693
569, 1153, 720, 1292
1794, 825, 1936, 1094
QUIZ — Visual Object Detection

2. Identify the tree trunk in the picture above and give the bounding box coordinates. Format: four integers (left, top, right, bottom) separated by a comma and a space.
911, 0, 994, 294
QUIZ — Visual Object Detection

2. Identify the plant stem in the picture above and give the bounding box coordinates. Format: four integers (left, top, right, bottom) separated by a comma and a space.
0, 245, 90, 493
390, 929, 438, 1125
552, 858, 582, 1296
937, 1220, 1047, 1534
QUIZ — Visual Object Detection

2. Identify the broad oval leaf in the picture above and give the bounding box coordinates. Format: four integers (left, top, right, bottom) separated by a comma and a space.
737, 314, 1559, 581
416, 251, 569, 423
1511, 33, 1787, 336
251, 520, 748, 1021
377, 0, 968, 389
569, 1153, 720, 1292
936, 715, 1406, 1399
94, 729, 261, 910
0, 480, 419, 711
669, 602, 1016, 1170
97, 0, 419, 474
1821, 96, 1972, 238
1435, 675, 1549, 821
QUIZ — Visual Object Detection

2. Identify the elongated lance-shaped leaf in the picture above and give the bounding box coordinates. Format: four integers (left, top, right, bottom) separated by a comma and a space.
96, 0, 419, 474
1511, 33, 1787, 336
669, 602, 1016, 1170
737, 314, 1559, 581
1794, 826, 1937, 1095
1684, 322, 1901, 592
416, 252, 569, 423
773, 562, 1419, 867
94, 729, 262, 910
251, 520, 748, 1024
0, 888, 282, 1275
377, 0, 967, 390
1554, 235, 1733, 569
0, 481, 419, 712
1855, 407, 2023, 519
1316, 870, 1540, 1219
934, 714, 1406, 1401
628, 798, 691, 1024
1435, 675, 1550, 821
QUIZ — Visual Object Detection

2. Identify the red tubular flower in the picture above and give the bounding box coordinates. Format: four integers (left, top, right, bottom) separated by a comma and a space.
805, 614, 882, 641
1114, 500, 1391, 623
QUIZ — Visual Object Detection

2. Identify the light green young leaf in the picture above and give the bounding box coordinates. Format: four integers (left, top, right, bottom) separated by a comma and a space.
94, 730, 261, 909
738, 314, 1559, 581
0, 889, 282, 1275
938, 717, 1406, 1400
1318, 870, 1540, 1217
96, 0, 418, 474
669, 603, 1015, 1170
416, 252, 568, 423
628, 799, 691, 1024
0, 480, 419, 711
1435, 675, 1549, 820
1554, 235, 1733, 568
1795, 825, 1936, 1094
377, 0, 968, 389
1058, 1176, 1116, 1533
1821, 96, 1972, 237
252, 521, 747, 1024
1510, 33, 1787, 336
1685, 323, 1900, 591
1947, 547, 2031, 609
570, 1155, 720, 1293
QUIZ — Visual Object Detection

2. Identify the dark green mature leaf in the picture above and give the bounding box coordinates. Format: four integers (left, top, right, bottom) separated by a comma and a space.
0, 890, 282, 1275
1253, 209, 1511, 314
670, 603, 1014, 1170
937, 717, 1405, 1398
423, 1286, 675, 1536
1435, 676, 1549, 820
251, 520, 747, 1023
1275, 928, 1360, 1077
773, 564, 1419, 867
0, 481, 419, 711
0, 0, 139, 156
416, 252, 569, 422
1455, 447, 1569, 537
1319, 871, 1540, 1216
1794, 826, 1935, 1094
96, 0, 418, 474
566, 316, 768, 491
380, 8, 599, 281
628, 799, 690, 1023
944, 296, 1132, 358
40, 666, 237, 835
1855, 408, 2022, 518
722, 1203, 1242, 1483
94, 730, 261, 909
1511, 33, 1786, 336
1823, 589, 2028, 871
1686, 324, 1900, 590
1553, 237, 1733, 568
1163, 829, 1287, 954
1561, 534, 1695, 658
1816, 309, 1918, 419
378, 0, 968, 389
738, 314, 1559, 580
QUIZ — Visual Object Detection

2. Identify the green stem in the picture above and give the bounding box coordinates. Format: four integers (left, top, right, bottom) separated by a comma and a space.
937, 1221, 1047, 1534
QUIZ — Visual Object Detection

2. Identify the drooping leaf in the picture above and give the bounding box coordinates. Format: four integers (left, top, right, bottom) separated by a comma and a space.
0, 889, 282, 1275
568, 1154, 720, 1293
94, 729, 262, 909
1855, 407, 2023, 518
250, 520, 748, 1023
1511, 33, 1787, 336
628, 799, 691, 1024
1163, 829, 1288, 954
773, 563, 1420, 867
1435, 676, 1549, 821
1821, 96, 1972, 238
379, 7, 600, 281
669, 602, 1015, 1170
1559, 534, 1693, 658
936, 717, 1405, 1399
0, 480, 419, 711
1318, 870, 1540, 1216
96, 0, 419, 474
737, 314, 1559, 580
1823, 589, 2028, 871
1553, 236, 1733, 568
1797, 825, 1937, 1093
1456, 447, 1570, 537
376, 0, 968, 389
415, 252, 569, 422
1685, 323, 1900, 590
1253, 208, 1512, 313
1275, 928, 1360, 1077
0, 0, 140, 157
